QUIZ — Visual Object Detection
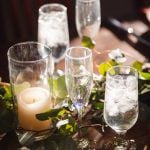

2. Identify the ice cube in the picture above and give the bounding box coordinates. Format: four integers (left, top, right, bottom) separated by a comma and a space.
110, 89, 125, 103
126, 75, 137, 90
108, 104, 119, 116
108, 75, 126, 89
118, 97, 136, 113
126, 89, 138, 101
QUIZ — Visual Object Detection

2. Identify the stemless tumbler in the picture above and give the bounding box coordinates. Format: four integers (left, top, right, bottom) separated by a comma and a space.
7, 42, 53, 143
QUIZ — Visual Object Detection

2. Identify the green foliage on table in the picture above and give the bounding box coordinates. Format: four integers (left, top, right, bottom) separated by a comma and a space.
28, 134, 77, 150
98, 60, 117, 76
97, 51, 150, 102
132, 61, 150, 80
132, 61, 150, 99
81, 36, 95, 49
0, 48, 150, 148
0, 84, 15, 133
53, 75, 68, 99
36, 107, 78, 136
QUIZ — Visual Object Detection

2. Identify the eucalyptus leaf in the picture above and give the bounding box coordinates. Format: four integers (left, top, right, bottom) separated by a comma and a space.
36, 108, 67, 121
14, 82, 30, 94
58, 117, 77, 136
93, 102, 104, 110
81, 36, 95, 49
53, 75, 68, 99
139, 71, 150, 80
132, 61, 143, 71
0, 84, 15, 132
98, 60, 117, 76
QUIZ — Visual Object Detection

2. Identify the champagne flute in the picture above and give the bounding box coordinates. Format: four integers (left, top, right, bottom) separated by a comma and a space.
75, 0, 101, 47
38, 3, 70, 107
38, 3, 69, 65
104, 66, 138, 149
65, 47, 93, 149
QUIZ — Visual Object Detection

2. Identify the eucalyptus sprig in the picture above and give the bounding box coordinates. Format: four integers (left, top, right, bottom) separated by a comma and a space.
36, 107, 78, 136
97, 49, 150, 101
81, 36, 95, 49
0, 83, 15, 133
98, 49, 126, 76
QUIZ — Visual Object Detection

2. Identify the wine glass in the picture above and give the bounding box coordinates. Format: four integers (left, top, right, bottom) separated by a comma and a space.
104, 66, 139, 149
138, 0, 150, 22
38, 3, 69, 65
75, 0, 101, 47
65, 47, 93, 149
38, 3, 70, 107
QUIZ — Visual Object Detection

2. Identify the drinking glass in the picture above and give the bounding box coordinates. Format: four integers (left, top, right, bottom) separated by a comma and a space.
75, 0, 101, 42
104, 66, 138, 149
137, 0, 150, 22
7, 42, 53, 144
38, 3, 69, 64
65, 47, 93, 149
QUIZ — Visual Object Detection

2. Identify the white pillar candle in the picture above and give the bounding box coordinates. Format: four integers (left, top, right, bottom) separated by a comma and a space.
17, 87, 52, 131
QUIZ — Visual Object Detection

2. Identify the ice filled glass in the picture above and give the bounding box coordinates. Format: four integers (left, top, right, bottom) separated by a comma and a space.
38, 3, 69, 64
104, 66, 138, 149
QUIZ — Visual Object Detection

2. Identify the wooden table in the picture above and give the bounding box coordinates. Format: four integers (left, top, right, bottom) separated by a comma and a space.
0, 19, 150, 150
58, 19, 149, 73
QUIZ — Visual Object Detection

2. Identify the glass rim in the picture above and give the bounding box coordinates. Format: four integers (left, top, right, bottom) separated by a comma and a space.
7, 41, 52, 64
39, 3, 67, 15
77, 0, 99, 3
65, 46, 92, 60
106, 65, 138, 79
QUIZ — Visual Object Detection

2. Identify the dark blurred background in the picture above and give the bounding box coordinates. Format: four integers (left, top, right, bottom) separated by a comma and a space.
0, 0, 149, 82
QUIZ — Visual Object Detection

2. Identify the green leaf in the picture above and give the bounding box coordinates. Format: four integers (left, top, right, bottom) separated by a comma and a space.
0, 84, 15, 132
139, 71, 150, 80
14, 82, 30, 95
93, 102, 104, 110
81, 36, 95, 49
58, 117, 77, 136
36, 108, 69, 121
98, 60, 117, 76
53, 75, 68, 99
132, 61, 143, 71
0, 107, 15, 132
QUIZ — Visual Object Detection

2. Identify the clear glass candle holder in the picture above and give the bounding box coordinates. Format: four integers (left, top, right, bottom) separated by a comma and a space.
7, 42, 54, 144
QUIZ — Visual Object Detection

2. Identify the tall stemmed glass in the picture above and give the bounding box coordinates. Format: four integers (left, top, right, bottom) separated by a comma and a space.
38, 3, 69, 107
104, 66, 139, 149
75, 0, 101, 48
65, 47, 93, 149
38, 3, 69, 65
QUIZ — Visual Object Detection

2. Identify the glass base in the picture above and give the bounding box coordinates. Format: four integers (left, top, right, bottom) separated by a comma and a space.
103, 137, 136, 150
16, 128, 54, 146
0, 132, 6, 141
75, 138, 96, 150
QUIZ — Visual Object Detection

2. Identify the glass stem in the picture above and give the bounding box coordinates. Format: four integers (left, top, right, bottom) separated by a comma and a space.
77, 107, 84, 138
113, 132, 128, 148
